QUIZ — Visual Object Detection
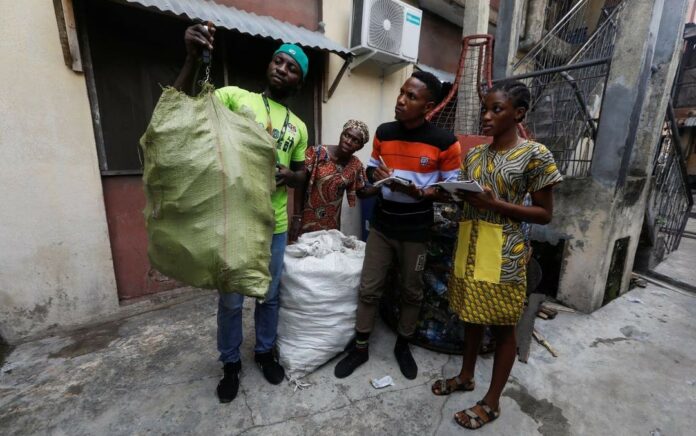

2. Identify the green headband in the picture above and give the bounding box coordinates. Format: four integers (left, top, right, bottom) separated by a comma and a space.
273, 43, 309, 79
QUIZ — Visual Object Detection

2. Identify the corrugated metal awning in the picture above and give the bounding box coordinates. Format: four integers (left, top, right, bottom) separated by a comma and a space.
681, 117, 696, 127
116, 0, 350, 57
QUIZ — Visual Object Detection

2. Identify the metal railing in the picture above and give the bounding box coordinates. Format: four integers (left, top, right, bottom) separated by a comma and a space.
501, 1, 624, 176
645, 104, 694, 254
517, 63, 609, 176
514, 0, 593, 74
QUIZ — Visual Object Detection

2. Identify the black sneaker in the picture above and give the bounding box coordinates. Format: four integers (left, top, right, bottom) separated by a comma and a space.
217, 360, 241, 403
334, 348, 369, 378
394, 342, 417, 380
254, 351, 285, 385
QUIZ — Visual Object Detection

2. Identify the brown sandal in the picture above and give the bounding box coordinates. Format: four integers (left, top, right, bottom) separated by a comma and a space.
454, 400, 500, 429
431, 376, 475, 396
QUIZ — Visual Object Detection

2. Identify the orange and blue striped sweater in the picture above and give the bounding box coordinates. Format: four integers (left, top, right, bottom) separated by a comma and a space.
367, 121, 461, 242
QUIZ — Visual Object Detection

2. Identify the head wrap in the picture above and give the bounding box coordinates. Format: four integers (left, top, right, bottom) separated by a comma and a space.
342, 119, 370, 145
273, 43, 309, 79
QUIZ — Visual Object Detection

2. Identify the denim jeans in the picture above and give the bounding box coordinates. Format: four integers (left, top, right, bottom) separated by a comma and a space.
217, 232, 287, 363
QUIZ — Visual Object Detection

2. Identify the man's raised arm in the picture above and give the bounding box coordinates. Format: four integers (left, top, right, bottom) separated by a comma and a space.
173, 23, 216, 96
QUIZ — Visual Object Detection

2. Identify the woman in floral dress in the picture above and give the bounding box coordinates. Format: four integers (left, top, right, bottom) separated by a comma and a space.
291, 120, 377, 240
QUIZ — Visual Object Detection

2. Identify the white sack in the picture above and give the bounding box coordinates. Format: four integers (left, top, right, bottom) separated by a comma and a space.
277, 230, 365, 382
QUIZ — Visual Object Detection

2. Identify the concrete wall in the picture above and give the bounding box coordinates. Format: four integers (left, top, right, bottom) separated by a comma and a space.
531, 178, 614, 311
0, 1, 119, 343
600, 0, 685, 308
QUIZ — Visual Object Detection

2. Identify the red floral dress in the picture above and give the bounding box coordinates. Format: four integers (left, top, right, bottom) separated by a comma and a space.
300, 145, 367, 234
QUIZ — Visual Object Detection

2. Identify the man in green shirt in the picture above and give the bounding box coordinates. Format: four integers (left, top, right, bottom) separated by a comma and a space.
173, 23, 308, 403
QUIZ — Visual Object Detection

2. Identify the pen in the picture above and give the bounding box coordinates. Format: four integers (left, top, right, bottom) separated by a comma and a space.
379, 154, 389, 168
378, 155, 394, 176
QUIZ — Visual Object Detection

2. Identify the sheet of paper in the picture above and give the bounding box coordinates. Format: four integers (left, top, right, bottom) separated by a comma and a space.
434, 180, 484, 194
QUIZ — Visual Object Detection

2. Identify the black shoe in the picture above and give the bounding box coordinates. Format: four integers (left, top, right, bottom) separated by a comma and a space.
334, 348, 369, 379
343, 337, 356, 353
255, 351, 285, 385
217, 360, 241, 403
394, 341, 418, 380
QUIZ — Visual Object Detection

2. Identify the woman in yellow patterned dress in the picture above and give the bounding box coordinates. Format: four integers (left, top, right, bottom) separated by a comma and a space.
430, 81, 562, 430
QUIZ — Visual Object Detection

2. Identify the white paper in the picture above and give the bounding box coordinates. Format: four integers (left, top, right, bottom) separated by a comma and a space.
434, 180, 484, 195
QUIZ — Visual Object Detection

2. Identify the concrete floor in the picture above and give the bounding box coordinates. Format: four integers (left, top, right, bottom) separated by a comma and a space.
1, 278, 695, 436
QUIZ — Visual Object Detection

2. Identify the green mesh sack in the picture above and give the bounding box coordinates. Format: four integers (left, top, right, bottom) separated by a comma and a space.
140, 86, 276, 298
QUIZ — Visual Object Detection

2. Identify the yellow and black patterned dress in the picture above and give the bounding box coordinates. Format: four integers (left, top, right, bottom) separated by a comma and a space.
448, 141, 562, 325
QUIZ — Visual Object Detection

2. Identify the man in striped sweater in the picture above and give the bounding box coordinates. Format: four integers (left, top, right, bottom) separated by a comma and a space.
335, 71, 462, 380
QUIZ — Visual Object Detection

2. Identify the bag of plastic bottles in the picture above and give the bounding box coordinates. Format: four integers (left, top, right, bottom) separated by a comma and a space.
277, 230, 365, 383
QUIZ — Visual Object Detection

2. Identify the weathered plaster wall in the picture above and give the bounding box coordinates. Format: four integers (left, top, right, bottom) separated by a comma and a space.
615, 0, 686, 293
0, 1, 119, 342
531, 178, 614, 311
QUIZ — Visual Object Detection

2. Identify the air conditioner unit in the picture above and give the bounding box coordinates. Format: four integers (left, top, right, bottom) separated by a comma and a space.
349, 0, 423, 67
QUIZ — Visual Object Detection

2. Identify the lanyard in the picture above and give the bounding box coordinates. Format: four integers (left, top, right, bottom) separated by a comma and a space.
262, 94, 290, 149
